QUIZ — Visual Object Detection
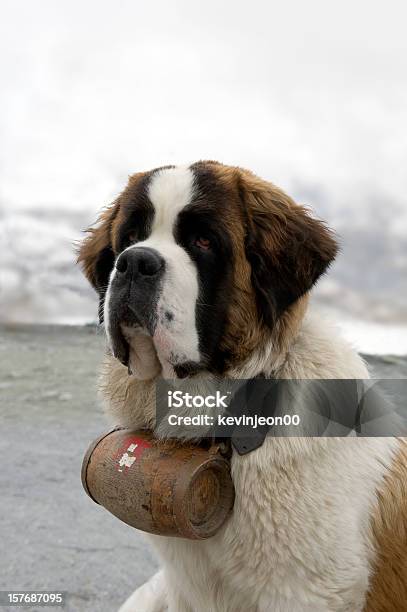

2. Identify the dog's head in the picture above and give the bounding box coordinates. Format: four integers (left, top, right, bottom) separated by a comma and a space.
78, 162, 337, 379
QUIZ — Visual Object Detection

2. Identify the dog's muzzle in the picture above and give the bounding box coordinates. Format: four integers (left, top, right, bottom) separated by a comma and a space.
107, 246, 165, 366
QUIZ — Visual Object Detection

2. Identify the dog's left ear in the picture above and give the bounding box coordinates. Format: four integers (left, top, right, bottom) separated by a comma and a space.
239, 169, 338, 327
77, 201, 120, 323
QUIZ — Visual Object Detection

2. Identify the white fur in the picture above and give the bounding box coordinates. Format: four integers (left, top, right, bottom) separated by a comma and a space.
143, 167, 200, 376
109, 311, 397, 612
148, 166, 194, 230
118, 570, 167, 612
151, 241, 200, 378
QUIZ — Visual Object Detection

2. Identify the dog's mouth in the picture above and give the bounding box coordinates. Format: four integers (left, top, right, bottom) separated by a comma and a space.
107, 283, 206, 380
107, 320, 129, 368
121, 324, 162, 380
108, 311, 203, 380
107, 301, 160, 380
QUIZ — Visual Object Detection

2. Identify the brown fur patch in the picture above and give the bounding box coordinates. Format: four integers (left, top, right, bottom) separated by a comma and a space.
237, 166, 337, 322
205, 163, 266, 366
77, 172, 147, 289
204, 161, 336, 370
364, 439, 407, 611
77, 202, 119, 290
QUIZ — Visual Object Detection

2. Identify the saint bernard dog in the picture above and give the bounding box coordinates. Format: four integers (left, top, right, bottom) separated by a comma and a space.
79, 161, 407, 612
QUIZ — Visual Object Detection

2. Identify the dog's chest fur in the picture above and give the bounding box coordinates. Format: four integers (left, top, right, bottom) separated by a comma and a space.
101, 313, 398, 612
149, 437, 396, 612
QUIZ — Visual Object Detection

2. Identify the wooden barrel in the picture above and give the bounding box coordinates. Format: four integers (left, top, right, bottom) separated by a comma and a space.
81, 428, 235, 539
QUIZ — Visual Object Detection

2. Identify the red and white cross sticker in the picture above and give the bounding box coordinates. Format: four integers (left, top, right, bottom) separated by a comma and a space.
114, 436, 151, 473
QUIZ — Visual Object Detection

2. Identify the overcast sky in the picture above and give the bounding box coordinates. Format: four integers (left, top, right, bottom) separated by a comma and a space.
1, 0, 406, 220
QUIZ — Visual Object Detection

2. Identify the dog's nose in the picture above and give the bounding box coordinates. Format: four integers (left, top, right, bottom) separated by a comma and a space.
116, 247, 164, 279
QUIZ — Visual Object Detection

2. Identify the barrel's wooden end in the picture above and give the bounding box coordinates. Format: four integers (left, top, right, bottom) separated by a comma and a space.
81, 426, 125, 503
180, 457, 235, 539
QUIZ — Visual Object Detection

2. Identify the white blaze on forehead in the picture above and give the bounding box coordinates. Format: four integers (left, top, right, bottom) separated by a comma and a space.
148, 165, 195, 234
139, 165, 201, 376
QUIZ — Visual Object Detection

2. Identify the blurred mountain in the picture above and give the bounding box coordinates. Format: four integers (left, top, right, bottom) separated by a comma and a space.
0, 209, 95, 324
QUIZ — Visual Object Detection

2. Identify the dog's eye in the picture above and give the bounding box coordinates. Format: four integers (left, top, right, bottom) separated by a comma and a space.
194, 237, 211, 251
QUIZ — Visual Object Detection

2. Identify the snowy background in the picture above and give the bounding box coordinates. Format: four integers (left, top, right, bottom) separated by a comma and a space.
0, 0, 406, 354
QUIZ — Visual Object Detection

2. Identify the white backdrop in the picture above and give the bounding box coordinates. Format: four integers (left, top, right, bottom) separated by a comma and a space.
1, 0, 406, 352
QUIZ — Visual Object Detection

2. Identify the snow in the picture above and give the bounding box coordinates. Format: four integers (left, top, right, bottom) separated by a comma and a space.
337, 318, 407, 356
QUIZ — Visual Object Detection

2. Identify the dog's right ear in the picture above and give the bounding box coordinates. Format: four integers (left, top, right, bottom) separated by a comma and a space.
77, 201, 120, 323
238, 169, 338, 328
